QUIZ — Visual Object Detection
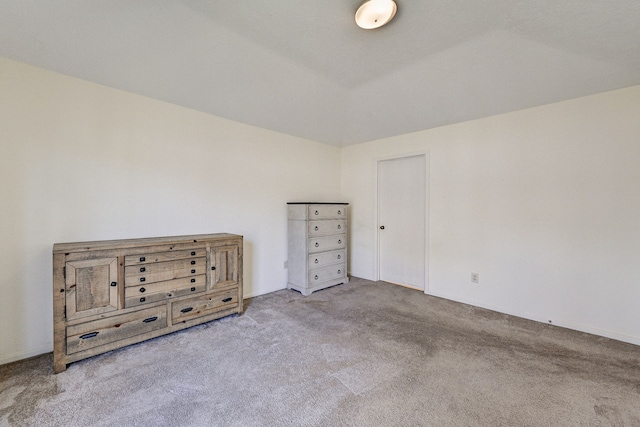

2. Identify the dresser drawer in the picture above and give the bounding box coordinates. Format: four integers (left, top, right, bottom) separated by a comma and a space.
125, 257, 206, 285
125, 275, 206, 308
308, 220, 346, 237
309, 263, 346, 285
308, 205, 347, 220
66, 306, 167, 355
124, 249, 206, 266
172, 288, 239, 323
308, 249, 345, 268
309, 234, 346, 253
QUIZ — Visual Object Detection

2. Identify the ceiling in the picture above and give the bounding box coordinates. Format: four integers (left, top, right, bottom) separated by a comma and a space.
1, 1, 639, 146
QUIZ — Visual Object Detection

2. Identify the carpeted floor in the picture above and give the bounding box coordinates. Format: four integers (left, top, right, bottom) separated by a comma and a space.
1, 277, 639, 426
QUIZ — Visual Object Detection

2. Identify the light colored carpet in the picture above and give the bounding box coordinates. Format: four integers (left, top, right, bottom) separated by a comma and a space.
1, 278, 639, 426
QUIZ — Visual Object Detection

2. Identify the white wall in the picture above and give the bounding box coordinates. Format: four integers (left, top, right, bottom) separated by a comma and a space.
0, 58, 342, 364
342, 85, 640, 345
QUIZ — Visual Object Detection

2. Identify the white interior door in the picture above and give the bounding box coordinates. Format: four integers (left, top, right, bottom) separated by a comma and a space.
377, 155, 427, 290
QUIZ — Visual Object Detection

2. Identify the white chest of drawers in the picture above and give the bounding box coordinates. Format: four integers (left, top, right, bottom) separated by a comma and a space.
287, 203, 349, 295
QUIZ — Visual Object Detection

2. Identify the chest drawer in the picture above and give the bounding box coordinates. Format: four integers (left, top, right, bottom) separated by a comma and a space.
309, 249, 345, 268
124, 249, 206, 266
309, 263, 346, 285
172, 288, 239, 323
125, 275, 206, 308
66, 306, 167, 355
308, 220, 346, 237
309, 234, 346, 253
308, 205, 347, 220
125, 257, 206, 285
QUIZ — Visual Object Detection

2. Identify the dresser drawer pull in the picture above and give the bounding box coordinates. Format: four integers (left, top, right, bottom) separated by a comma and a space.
338, 239, 342, 244
314, 275, 319, 280
190, 269, 195, 274
314, 226, 319, 231
338, 210, 342, 215
190, 278, 196, 283
190, 287, 196, 291
191, 251, 196, 256
142, 316, 158, 323
337, 255, 341, 259
140, 297, 146, 302
140, 277, 146, 282
140, 267, 146, 273
180, 307, 193, 313
211, 266, 216, 270
139, 287, 146, 293
315, 210, 319, 215
79, 332, 99, 340
140, 257, 146, 262
314, 259, 319, 264
110, 281, 117, 287
222, 297, 233, 303
315, 242, 319, 247
338, 269, 342, 274
191, 260, 196, 265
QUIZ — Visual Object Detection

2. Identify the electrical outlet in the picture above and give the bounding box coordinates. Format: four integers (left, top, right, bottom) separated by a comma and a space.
284, 260, 288, 269
471, 272, 479, 283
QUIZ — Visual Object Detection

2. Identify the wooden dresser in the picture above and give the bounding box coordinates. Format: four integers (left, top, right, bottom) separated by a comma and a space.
53, 233, 242, 373
287, 203, 348, 295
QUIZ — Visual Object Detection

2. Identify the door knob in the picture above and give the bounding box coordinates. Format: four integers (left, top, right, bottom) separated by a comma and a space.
380, 226, 385, 230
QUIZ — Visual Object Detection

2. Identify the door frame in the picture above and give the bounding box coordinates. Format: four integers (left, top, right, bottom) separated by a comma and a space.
374, 151, 430, 293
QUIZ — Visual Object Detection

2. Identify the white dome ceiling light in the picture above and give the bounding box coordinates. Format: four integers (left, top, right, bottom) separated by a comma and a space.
355, 0, 397, 29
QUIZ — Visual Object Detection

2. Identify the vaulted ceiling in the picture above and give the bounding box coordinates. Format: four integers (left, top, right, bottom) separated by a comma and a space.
1, 1, 639, 146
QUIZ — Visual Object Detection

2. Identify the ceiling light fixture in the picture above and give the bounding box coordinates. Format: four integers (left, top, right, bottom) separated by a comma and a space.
355, 0, 397, 29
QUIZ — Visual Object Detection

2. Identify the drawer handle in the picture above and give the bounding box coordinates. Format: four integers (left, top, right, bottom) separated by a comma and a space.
338, 210, 342, 215
314, 226, 319, 231
190, 287, 196, 291
338, 269, 341, 274
315, 210, 319, 215
181, 307, 193, 313
140, 297, 146, 302
110, 281, 117, 287
143, 316, 158, 323
140, 257, 146, 262
337, 255, 341, 259
191, 251, 196, 256
139, 287, 146, 293
337, 224, 341, 229
338, 239, 342, 244
314, 275, 319, 280
314, 259, 319, 264
140, 277, 146, 282
222, 297, 233, 303
190, 278, 196, 283
315, 242, 319, 247
191, 269, 196, 274
211, 266, 216, 270
79, 332, 99, 340
191, 260, 196, 265
140, 267, 146, 273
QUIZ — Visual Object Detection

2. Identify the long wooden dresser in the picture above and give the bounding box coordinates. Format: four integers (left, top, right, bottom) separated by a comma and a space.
53, 233, 242, 373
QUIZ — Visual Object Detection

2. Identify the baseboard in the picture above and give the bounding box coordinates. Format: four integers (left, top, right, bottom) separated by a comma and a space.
425, 289, 640, 347
0, 345, 52, 367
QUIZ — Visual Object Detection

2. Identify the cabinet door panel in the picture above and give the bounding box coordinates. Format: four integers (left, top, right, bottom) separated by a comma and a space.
66, 258, 118, 320
210, 245, 239, 290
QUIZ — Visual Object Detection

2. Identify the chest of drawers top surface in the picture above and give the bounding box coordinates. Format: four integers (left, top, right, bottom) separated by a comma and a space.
53, 233, 240, 253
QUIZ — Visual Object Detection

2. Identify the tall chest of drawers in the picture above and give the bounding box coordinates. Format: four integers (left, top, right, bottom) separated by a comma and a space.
287, 203, 349, 295
53, 233, 242, 373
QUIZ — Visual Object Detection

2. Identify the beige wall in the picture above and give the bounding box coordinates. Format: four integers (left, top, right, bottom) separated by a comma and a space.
0, 58, 342, 364
2, 55, 640, 365
341, 85, 640, 345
